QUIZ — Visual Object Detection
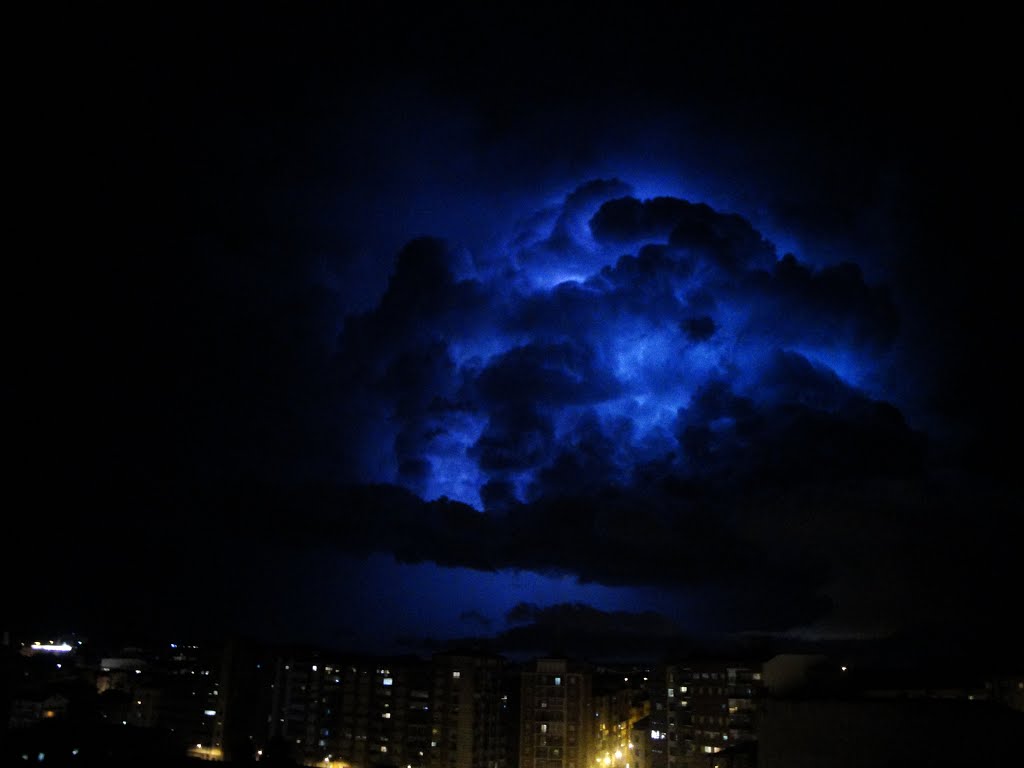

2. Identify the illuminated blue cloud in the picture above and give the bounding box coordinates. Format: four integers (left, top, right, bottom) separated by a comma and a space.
338, 179, 900, 512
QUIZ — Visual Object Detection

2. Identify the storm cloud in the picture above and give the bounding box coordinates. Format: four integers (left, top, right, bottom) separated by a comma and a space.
310, 181, 935, 631
338, 182, 902, 509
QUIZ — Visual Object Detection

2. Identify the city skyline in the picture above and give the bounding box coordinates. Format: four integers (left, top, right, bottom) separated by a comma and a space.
3, 632, 1021, 765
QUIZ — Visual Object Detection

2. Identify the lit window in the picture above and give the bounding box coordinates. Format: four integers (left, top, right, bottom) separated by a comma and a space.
668, 688, 674, 698
312, 665, 318, 672
383, 678, 393, 686
383, 713, 391, 719
555, 676, 562, 686
452, 671, 460, 679
381, 746, 388, 753
540, 724, 548, 733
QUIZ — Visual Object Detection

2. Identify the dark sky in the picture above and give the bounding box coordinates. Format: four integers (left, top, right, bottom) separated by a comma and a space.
7, 4, 1022, 663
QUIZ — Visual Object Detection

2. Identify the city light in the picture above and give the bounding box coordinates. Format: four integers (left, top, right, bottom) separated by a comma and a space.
30, 643, 73, 653
7, 628, 1014, 767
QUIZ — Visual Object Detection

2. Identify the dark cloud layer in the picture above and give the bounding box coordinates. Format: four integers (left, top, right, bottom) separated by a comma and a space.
497, 602, 686, 659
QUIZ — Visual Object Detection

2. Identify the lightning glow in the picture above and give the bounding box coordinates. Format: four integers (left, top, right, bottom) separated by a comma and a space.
340, 178, 899, 510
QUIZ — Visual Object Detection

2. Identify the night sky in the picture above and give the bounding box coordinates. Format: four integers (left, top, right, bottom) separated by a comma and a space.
8, 4, 1021, 663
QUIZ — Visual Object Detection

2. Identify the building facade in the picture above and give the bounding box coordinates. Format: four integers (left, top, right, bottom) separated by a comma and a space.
269, 652, 431, 768
520, 658, 593, 768
667, 662, 761, 768
430, 652, 507, 768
